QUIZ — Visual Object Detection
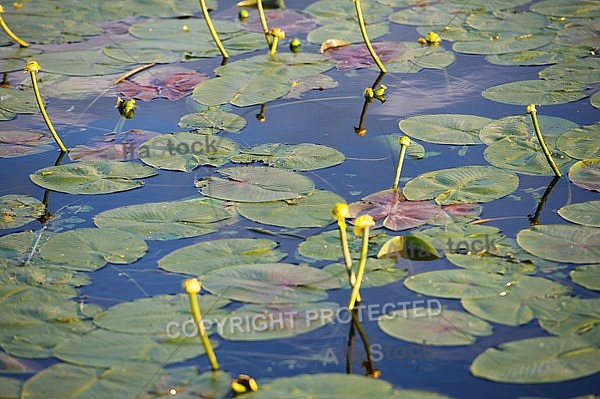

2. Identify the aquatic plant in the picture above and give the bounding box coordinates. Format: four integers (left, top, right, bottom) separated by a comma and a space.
332, 202, 359, 301
526, 103, 561, 177
353, 0, 386, 72
347, 214, 375, 311
198, 0, 229, 58
0, 5, 28, 47
392, 136, 410, 190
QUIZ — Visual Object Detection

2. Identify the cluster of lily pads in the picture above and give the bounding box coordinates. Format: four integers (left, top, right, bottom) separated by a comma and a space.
1, 0, 600, 398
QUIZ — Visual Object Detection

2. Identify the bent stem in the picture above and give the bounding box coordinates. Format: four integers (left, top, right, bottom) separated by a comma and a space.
348, 215, 374, 311
184, 278, 220, 371
25, 61, 66, 152
332, 204, 360, 303
392, 136, 411, 190
198, 0, 229, 59
353, 0, 386, 73
527, 104, 561, 177
0, 6, 28, 47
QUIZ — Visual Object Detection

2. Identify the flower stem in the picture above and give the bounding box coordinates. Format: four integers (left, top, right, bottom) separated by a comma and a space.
392, 136, 411, 190
347, 224, 370, 311
25, 61, 66, 152
353, 0, 386, 73
198, 0, 229, 59
338, 219, 360, 302
256, 0, 272, 46
185, 278, 220, 371
0, 7, 28, 47
527, 104, 561, 177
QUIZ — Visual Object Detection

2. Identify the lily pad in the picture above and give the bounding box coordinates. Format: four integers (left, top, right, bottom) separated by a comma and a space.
569, 159, 600, 191
377, 235, 441, 261
558, 200, 600, 227
453, 32, 555, 55
201, 263, 340, 304
138, 133, 239, 172
384, 42, 455, 73
196, 166, 314, 202
30, 161, 157, 195
33, 50, 131, 76
158, 238, 287, 275
323, 258, 409, 288
466, 10, 548, 32
217, 302, 339, 341
178, 109, 247, 133
93, 197, 235, 240
571, 264, 600, 291
461, 275, 570, 326
399, 114, 491, 145
481, 79, 588, 105
40, 228, 147, 271
117, 65, 208, 101
323, 41, 406, 70
557, 122, 600, 160
0, 88, 39, 121
470, 336, 600, 383
230, 143, 345, 171
0, 130, 54, 158
0, 195, 45, 230
378, 308, 493, 346
538, 298, 600, 346
237, 189, 344, 228
539, 57, 600, 84
403, 166, 519, 205
479, 114, 578, 145
516, 224, 600, 264
69, 129, 160, 162
404, 269, 512, 299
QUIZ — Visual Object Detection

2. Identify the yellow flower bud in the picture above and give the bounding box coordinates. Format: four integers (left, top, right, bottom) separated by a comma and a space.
24, 60, 42, 73
231, 374, 258, 395
184, 278, 201, 294
332, 203, 350, 220
399, 136, 411, 146
353, 214, 375, 236
526, 103, 537, 114
269, 27, 285, 39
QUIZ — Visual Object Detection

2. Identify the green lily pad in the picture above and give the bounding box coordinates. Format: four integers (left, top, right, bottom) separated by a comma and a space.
40, 228, 147, 271
158, 238, 287, 275
571, 264, 600, 291
0, 88, 39, 121
93, 197, 235, 240
93, 294, 230, 338
592, 91, 600, 109
479, 114, 578, 145
323, 257, 408, 288
33, 50, 131, 76
466, 10, 548, 32
297, 227, 389, 262
218, 302, 339, 341
305, 0, 392, 23
557, 122, 600, 160
399, 114, 491, 145
30, 161, 157, 195
307, 21, 389, 45
384, 42, 455, 74
178, 109, 247, 133
0, 376, 21, 396
403, 166, 519, 205
517, 224, 600, 264
53, 329, 210, 368
138, 133, 239, 172
461, 275, 570, 326
237, 189, 344, 228
538, 298, 600, 346
530, 0, 600, 18
470, 336, 600, 383
230, 143, 345, 171
196, 166, 315, 202
0, 130, 54, 158
404, 269, 512, 299
413, 224, 504, 252
569, 159, 600, 191
140, 367, 232, 399
539, 57, 600, 84
481, 79, 588, 105
201, 263, 340, 304
453, 32, 555, 55
558, 200, 600, 227
389, 4, 469, 26
378, 308, 493, 346
0, 195, 45, 230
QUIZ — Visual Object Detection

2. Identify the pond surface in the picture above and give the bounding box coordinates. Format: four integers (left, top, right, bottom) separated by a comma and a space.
1, 0, 599, 398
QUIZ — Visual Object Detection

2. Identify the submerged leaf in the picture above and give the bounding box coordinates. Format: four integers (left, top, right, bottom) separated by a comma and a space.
0, 195, 45, 230
69, 129, 159, 162
0, 130, 53, 158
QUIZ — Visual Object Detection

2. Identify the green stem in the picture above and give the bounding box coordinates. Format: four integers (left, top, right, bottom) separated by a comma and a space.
392, 137, 410, 190
353, 0, 386, 73
198, 0, 229, 59
256, 0, 272, 46
338, 219, 360, 303
0, 13, 28, 47
29, 70, 67, 152
188, 291, 220, 371
527, 104, 561, 177
347, 226, 370, 311
269, 36, 278, 55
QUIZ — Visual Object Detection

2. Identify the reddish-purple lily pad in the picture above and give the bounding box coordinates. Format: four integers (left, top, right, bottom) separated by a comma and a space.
241, 9, 317, 35
0, 130, 54, 158
323, 41, 407, 70
349, 189, 445, 231
69, 129, 159, 162
117, 65, 208, 101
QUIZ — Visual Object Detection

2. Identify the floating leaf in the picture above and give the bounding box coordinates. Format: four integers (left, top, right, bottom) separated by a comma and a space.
237, 190, 344, 228
517, 224, 600, 264
0, 88, 39, 121
413, 224, 504, 253
0, 130, 54, 158
323, 258, 408, 288
453, 32, 555, 55
30, 161, 156, 195
218, 302, 339, 341
557, 122, 600, 160
405, 269, 511, 299
389, 4, 469, 26
284, 74, 339, 99
138, 133, 239, 172
40, 228, 147, 271
466, 10, 548, 32
470, 336, 600, 383
378, 308, 493, 346
479, 114, 578, 145
482, 79, 588, 105
538, 298, 600, 346
569, 159, 600, 191
33, 50, 130, 76
0, 195, 45, 230
348, 189, 444, 231
230, 143, 345, 171
323, 41, 406, 70
93, 197, 235, 240
158, 238, 286, 275
399, 114, 491, 145
202, 263, 340, 304
539, 57, 600, 84
178, 109, 247, 133
461, 275, 570, 326
69, 129, 160, 162
403, 166, 519, 205
530, 0, 600, 18
558, 200, 600, 227
571, 264, 600, 291
117, 65, 208, 101
196, 166, 314, 202
384, 43, 455, 73
377, 235, 441, 261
